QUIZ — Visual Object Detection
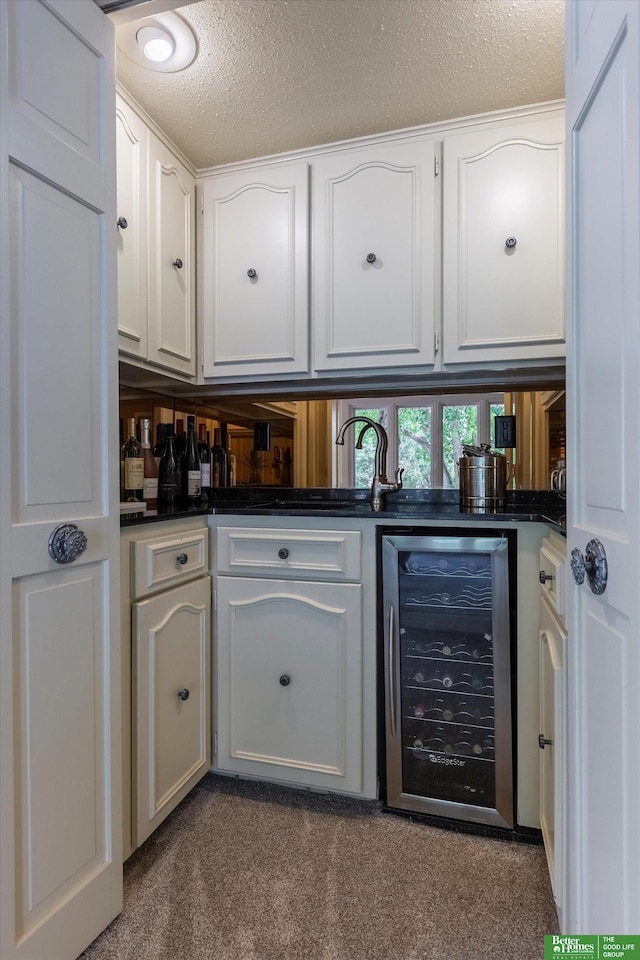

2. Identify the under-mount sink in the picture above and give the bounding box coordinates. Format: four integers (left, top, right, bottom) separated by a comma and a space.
241, 499, 359, 511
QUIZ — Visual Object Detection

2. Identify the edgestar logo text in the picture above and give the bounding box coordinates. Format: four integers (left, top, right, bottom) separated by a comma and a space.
428, 754, 465, 767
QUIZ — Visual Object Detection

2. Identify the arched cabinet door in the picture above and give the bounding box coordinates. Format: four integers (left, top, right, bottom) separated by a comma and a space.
313, 138, 438, 372
133, 576, 211, 846
442, 114, 565, 367
115, 96, 148, 361
147, 131, 196, 378
216, 576, 363, 794
201, 163, 310, 379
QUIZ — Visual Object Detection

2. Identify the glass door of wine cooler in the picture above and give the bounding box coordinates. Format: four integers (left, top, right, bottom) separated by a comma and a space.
381, 533, 513, 828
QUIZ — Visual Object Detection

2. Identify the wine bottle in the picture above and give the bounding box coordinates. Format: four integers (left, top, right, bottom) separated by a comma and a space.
158, 426, 181, 505
182, 415, 201, 504
211, 427, 228, 489
198, 424, 211, 503
140, 417, 158, 510
119, 418, 125, 500
122, 417, 144, 502
174, 418, 186, 461
220, 422, 231, 486
228, 446, 236, 487
153, 423, 167, 469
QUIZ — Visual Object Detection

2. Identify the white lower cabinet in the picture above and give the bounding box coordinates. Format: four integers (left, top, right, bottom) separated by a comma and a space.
133, 575, 211, 845
216, 575, 363, 794
539, 594, 566, 925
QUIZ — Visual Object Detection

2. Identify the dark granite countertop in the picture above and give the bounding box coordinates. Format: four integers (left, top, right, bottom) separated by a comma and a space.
121, 489, 566, 535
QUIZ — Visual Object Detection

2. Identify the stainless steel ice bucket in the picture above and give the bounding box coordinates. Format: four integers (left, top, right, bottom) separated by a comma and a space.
458, 445, 508, 512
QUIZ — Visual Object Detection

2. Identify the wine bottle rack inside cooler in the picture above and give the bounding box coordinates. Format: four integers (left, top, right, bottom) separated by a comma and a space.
382, 532, 513, 830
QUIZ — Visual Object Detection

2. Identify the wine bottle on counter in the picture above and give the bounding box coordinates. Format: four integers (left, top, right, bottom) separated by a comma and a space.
211, 427, 229, 489
122, 417, 144, 502
158, 426, 181, 505
182, 415, 201, 504
198, 424, 211, 503
228, 446, 236, 487
174, 418, 186, 460
139, 418, 158, 510
220, 422, 231, 486
153, 423, 167, 468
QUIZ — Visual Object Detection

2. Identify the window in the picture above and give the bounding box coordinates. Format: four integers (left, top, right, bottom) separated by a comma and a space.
335, 394, 505, 489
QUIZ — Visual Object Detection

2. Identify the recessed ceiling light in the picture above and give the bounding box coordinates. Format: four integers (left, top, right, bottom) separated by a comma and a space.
136, 25, 175, 64
116, 12, 197, 74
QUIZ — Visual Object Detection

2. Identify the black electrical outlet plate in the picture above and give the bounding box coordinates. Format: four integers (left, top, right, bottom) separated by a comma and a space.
495, 415, 516, 448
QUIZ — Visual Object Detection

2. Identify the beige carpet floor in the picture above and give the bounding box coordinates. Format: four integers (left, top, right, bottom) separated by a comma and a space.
81, 774, 559, 960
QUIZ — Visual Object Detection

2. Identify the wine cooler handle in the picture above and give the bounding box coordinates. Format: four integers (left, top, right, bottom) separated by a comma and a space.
389, 604, 398, 739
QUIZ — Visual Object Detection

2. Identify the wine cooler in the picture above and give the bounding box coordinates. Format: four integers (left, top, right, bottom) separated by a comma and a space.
381, 530, 514, 829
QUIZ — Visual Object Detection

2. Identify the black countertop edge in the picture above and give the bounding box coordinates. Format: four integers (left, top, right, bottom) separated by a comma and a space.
120, 489, 566, 535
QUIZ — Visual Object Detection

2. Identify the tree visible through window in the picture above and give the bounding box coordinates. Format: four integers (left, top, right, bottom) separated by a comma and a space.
337, 394, 504, 489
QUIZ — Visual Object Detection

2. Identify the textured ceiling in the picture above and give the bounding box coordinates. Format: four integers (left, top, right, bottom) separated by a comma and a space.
115, 0, 565, 169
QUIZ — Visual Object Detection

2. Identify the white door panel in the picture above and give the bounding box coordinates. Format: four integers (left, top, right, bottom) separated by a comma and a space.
566, 0, 640, 934
13, 565, 109, 933
10, 165, 105, 518
1, 2, 121, 958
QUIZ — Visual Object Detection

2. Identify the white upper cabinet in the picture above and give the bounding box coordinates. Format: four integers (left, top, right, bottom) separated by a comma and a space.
147, 131, 196, 377
312, 138, 438, 372
201, 162, 309, 378
116, 98, 147, 361
116, 92, 196, 380
442, 115, 565, 366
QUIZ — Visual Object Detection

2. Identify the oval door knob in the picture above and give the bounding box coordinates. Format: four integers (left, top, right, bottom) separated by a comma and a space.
178, 688, 190, 701
117, 216, 128, 229
247, 268, 257, 279
571, 539, 608, 594
176, 553, 188, 565
366, 253, 377, 263
279, 674, 291, 686
538, 734, 552, 749
48, 523, 88, 564
173, 258, 183, 269
505, 237, 517, 248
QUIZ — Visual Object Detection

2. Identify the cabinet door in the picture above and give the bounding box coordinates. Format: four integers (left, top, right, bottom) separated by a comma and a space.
147, 132, 196, 377
539, 598, 566, 919
115, 95, 147, 361
134, 576, 211, 846
216, 577, 363, 794
442, 116, 565, 366
1, 2, 122, 957
313, 139, 437, 371
201, 163, 309, 378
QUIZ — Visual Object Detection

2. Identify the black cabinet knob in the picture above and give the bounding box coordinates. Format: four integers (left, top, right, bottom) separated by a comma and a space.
279, 674, 291, 686
505, 237, 517, 249
117, 216, 128, 229
278, 547, 289, 560
176, 553, 188, 565
173, 258, 183, 269
178, 688, 190, 701
247, 268, 257, 279
366, 253, 377, 263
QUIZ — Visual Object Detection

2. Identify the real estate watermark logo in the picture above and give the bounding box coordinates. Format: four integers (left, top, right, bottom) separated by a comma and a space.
544, 935, 640, 959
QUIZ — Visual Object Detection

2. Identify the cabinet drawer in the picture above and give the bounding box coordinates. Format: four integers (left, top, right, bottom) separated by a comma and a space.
216, 527, 361, 581
132, 528, 209, 599
539, 538, 566, 619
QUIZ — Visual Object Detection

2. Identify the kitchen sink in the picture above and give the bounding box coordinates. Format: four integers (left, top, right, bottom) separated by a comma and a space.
241, 499, 361, 511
